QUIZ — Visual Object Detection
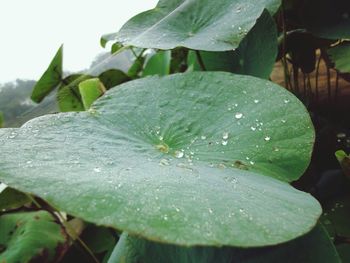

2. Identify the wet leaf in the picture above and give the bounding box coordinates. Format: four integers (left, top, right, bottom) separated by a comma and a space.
187, 9, 277, 78
0, 72, 319, 247
105, 0, 281, 51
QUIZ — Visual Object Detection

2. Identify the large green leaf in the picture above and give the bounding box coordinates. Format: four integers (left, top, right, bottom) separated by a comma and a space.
0, 72, 319, 247
328, 42, 350, 74
187, 9, 277, 78
109, 225, 340, 263
31, 45, 63, 103
103, 0, 281, 51
0, 211, 69, 262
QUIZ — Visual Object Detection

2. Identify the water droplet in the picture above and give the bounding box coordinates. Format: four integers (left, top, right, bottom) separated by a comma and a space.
254, 99, 259, 104
239, 208, 244, 213
159, 136, 164, 141
222, 132, 229, 140
235, 112, 243, 119
175, 207, 180, 212
94, 167, 101, 173
208, 208, 213, 214
281, 119, 286, 123
250, 161, 255, 165
174, 150, 184, 159
159, 158, 170, 166
163, 214, 168, 221
250, 127, 256, 131
274, 147, 279, 152
221, 140, 228, 146
201, 135, 207, 140
264, 136, 271, 141
284, 99, 290, 104
26, 160, 32, 164
236, 6, 241, 13
238, 26, 242, 30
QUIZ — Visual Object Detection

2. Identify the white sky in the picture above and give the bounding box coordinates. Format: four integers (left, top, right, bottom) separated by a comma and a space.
0, 0, 158, 82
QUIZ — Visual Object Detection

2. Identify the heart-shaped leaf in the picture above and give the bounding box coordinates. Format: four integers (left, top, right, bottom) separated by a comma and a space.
0, 211, 69, 262
0, 72, 320, 247
102, 0, 281, 51
187, 9, 277, 78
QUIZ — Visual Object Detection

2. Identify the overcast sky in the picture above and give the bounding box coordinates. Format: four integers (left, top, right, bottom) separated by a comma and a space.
0, 0, 157, 83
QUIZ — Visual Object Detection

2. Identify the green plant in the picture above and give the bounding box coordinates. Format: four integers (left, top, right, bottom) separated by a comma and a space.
1, 0, 349, 262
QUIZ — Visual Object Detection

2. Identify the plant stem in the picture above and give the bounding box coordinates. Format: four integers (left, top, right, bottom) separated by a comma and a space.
195, 50, 207, 71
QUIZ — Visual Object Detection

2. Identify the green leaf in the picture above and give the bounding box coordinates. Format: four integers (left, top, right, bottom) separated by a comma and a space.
0, 211, 69, 262
335, 150, 350, 178
79, 79, 106, 110
300, 0, 350, 39
108, 0, 281, 51
112, 225, 340, 263
127, 56, 145, 78
101, 33, 118, 48
57, 74, 92, 112
328, 42, 350, 74
31, 45, 63, 103
0, 187, 31, 211
322, 194, 350, 239
142, 51, 171, 77
111, 43, 123, 54
0, 72, 320, 247
187, 9, 277, 78
99, 69, 131, 89
82, 226, 116, 254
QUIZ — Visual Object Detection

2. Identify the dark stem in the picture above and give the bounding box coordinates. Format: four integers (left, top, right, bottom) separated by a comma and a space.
315, 53, 322, 102
195, 50, 207, 71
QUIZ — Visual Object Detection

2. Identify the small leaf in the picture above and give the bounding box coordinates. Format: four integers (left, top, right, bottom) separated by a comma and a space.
57, 74, 92, 112
328, 42, 350, 74
142, 51, 171, 77
99, 69, 131, 89
111, 43, 123, 54
31, 45, 63, 103
0, 187, 31, 211
79, 78, 106, 110
128, 56, 145, 78
82, 226, 116, 254
0, 211, 69, 262
335, 150, 350, 178
101, 33, 118, 48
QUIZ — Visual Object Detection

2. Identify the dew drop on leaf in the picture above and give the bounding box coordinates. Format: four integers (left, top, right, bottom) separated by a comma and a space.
235, 112, 243, 119
264, 136, 271, 141
174, 150, 184, 159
